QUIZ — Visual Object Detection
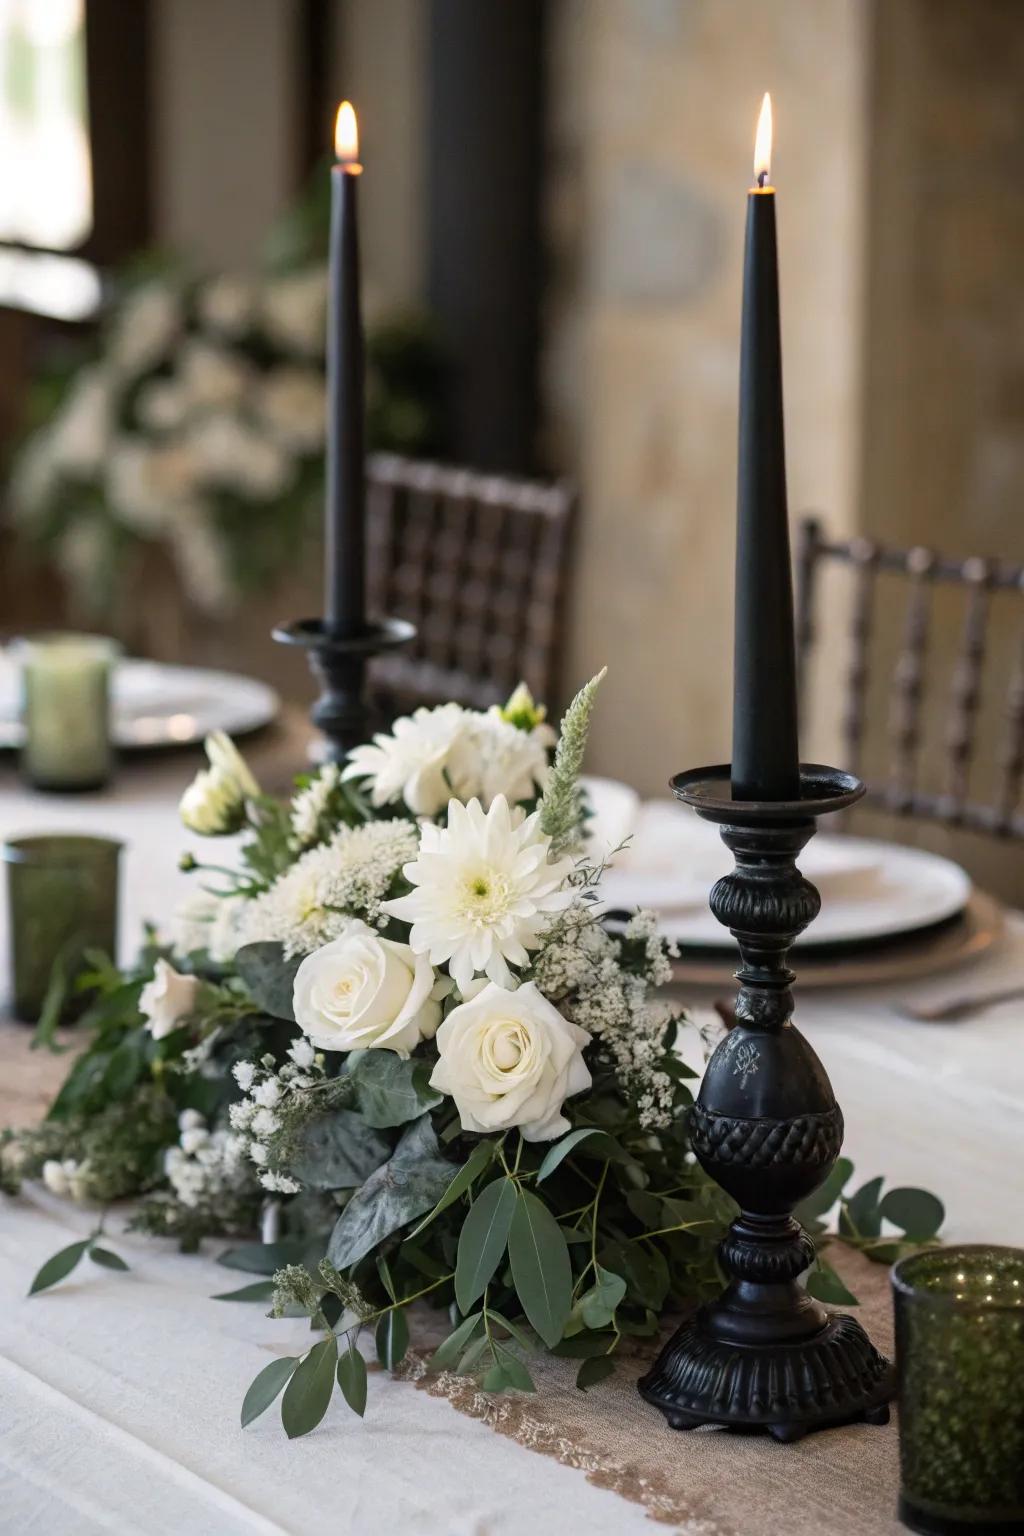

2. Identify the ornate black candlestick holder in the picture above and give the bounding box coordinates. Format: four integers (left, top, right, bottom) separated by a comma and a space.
272, 616, 415, 762
639, 762, 895, 1442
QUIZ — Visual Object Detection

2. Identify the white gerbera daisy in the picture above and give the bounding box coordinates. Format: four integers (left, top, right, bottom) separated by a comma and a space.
382, 795, 574, 992
341, 703, 473, 816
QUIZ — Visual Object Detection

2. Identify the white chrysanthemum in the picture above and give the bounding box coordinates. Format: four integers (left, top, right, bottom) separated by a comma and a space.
290, 762, 340, 847
342, 703, 473, 816
382, 796, 575, 992
240, 819, 420, 958
467, 709, 552, 807
179, 340, 250, 412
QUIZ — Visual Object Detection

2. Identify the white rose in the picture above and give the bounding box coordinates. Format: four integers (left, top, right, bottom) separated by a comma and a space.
429, 981, 591, 1142
293, 920, 441, 1056
139, 959, 201, 1040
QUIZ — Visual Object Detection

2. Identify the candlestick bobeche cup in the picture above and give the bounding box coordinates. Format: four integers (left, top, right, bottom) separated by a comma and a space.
272, 615, 415, 763
639, 761, 895, 1442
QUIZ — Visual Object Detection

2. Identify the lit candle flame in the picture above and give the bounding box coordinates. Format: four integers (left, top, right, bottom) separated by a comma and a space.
334, 101, 361, 168
754, 92, 772, 187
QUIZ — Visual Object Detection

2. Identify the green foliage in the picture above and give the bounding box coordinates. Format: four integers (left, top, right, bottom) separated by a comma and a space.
538, 669, 607, 854
454, 1177, 517, 1312
345, 1051, 444, 1128
234, 942, 301, 1021
281, 1336, 338, 1439
28, 1231, 130, 1296
284, 1107, 389, 1191
241, 1356, 299, 1428
327, 1116, 455, 1270
336, 1342, 368, 1417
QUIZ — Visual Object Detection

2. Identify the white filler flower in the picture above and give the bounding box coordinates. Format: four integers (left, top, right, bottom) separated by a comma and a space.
342, 703, 472, 816
139, 960, 201, 1040
429, 980, 591, 1141
293, 919, 440, 1056
383, 796, 574, 992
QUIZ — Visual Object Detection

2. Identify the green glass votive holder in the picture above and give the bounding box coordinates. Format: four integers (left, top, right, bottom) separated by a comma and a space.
893, 1246, 1024, 1536
15, 634, 120, 791
2, 835, 122, 1024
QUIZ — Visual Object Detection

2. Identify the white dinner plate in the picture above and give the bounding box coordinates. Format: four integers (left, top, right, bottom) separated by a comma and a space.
0, 655, 280, 750
598, 797, 973, 950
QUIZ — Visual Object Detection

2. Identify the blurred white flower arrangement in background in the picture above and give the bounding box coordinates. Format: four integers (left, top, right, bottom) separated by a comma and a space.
8, 174, 446, 626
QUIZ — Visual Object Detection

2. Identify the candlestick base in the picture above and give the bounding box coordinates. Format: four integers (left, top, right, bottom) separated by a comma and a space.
638, 762, 896, 1440
272, 616, 415, 762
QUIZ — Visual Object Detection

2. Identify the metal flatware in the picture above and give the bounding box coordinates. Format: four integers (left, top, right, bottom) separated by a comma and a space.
899, 984, 1024, 1023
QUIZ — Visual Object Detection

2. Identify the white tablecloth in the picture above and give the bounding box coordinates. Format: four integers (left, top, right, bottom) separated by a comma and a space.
1, 770, 1023, 1535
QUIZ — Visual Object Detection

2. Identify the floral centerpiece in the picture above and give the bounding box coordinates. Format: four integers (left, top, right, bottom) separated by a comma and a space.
2, 678, 944, 1439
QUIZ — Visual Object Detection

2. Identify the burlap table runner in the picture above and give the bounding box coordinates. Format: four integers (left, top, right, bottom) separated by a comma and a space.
399, 1243, 902, 1536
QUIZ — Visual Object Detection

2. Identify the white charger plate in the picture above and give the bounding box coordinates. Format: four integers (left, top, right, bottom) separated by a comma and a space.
0, 656, 279, 750
597, 796, 973, 950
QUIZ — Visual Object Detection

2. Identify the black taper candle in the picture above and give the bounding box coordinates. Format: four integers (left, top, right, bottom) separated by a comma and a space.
325, 103, 366, 639
732, 97, 800, 803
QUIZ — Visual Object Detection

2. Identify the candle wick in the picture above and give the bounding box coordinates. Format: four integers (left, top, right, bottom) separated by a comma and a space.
757, 170, 768, 189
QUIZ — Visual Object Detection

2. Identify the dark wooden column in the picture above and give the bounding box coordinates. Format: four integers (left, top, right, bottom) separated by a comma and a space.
426, 0, 545, 474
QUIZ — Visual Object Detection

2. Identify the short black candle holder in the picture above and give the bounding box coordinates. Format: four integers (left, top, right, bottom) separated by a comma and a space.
639, 762, 896, 1442
272, 615, 416, 762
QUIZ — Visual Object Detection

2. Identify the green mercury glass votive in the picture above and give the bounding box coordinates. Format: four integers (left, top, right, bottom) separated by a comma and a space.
893, 1245, 1024, 1536
15, 633, 120, 791
2, 835, 122, 1024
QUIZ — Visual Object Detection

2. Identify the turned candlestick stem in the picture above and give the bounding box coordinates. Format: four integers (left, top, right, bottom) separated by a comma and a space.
639, 762, 895, 1441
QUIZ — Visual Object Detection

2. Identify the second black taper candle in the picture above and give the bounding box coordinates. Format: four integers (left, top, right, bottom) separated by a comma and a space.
731, 97, 801, 803
325, 104, 366, 639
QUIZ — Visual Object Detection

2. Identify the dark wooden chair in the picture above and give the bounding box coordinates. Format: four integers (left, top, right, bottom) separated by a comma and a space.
365, 453, 576, 714
795, 516, 1024, 840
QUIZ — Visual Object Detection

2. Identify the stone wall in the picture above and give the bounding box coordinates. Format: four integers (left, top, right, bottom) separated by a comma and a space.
545, 0, 868, 794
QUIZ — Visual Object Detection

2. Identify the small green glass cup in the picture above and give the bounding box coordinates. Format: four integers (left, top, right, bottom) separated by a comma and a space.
893, 1246, 1024, 1535
14, 633, 120, 791
2, 835, 122, 1024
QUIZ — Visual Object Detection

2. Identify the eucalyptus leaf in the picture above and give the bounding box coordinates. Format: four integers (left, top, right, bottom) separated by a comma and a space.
840, 1176, 885, 1239
213, 1281, 276, 1302
427, 1310, 482, 1373
806, 1261, 859, 1306
553, 1333, 617, 1359
578, 1265, 627, 1330
576, 1355, 615, 1391
28, 1239, 90, 1296
281, 1336, 338, 1438
89, 1246, 129, 1273
535, 1127, 629, 1183
375, 1307, 410, 1371
346, 1051, 444, 1128
234, 942, 302, 1022
218, 1238, 315, 1276
599, 1239, 669, 1313
795, 1156, 854, 1224
878, 1187, 944, 1241
455, 1177, 517, 1313
327, 1115, 455, 1270
337, 1343, 368, 1416
407, 1139, 495, 1239
508, 1190, 572, 1348
241, 1355, 299, 1428
286, 1107, 390, 1191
